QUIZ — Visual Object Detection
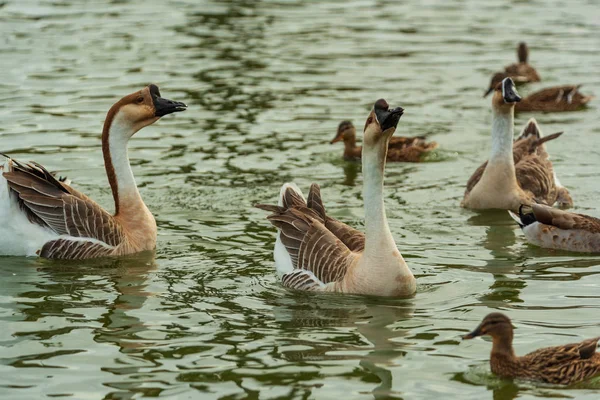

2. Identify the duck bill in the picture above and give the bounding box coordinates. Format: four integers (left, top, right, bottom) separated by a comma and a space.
502, 78, 522, 103
462, 325, 482, 340
330, 132, 344, 144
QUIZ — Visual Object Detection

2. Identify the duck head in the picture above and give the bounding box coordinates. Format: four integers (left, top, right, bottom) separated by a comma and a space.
330, 120, 356, 144
517, 42, 529, 63
105, 84, 187, 139
463, 312, 514, 340
362, 99, 404, 148
491, 78, 521, 114
484, 72, 509, 98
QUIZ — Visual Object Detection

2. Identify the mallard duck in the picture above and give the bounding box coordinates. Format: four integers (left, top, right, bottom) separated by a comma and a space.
516, 85, 594, 112
331, 120, 437, 162
484, 43, 541, 97
509, 204, 600, 253
462, 78, 572, 212
256, 99, 416, 297
463, 312, 600, 385
0, 85, 187, 259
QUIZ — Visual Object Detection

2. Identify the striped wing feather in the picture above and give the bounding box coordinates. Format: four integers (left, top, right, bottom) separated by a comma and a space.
3, 157, 124, 258
257, 183, 364, 289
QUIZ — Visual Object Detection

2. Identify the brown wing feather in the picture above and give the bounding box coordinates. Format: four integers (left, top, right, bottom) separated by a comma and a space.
3, 158, 125, 255
531, 204, 600, 233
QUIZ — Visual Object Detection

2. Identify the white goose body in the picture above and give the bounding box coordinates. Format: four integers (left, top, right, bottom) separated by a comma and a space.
0, 85, 186, 259
257, 99, 416, 297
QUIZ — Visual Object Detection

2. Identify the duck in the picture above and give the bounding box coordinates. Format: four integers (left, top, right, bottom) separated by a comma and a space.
463, 312, 600, 385
331, 120, 437, 162
515, 85, 593, 112
255, 99, 416, 297
485, 75, 593, 112
461, 77, 572, 212
484, 43, 541, 97
0, 84, 187, 259
503, 42, 541, 83
509, 204, 600, 253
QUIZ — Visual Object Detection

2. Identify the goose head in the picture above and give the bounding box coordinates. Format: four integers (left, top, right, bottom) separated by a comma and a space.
362, 99, 404, 148
330, 120, 356, 144
484, 72, 508, 98
104, 84, 187, 139
491, 77, 521, 114
462, 312, 514, 341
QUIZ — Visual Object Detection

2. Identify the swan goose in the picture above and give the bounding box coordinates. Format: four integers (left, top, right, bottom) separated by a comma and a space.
462, 77, 572, 212
331, 120, 437, 162
510, 204, 600, 253
0, 84, 186, 259
256, 99, 416, 297
463, 312, 600, 385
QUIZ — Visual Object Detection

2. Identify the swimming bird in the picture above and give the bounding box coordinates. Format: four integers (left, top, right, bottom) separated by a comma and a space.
0, 84, 187, 259
509, 204, 600, 253
484, 43, 541, 97
462, 78, 572, 212
256, 100, 416, 297
515, 85, 593, 112
463, 312, 600, 385
331, 120, 437, 162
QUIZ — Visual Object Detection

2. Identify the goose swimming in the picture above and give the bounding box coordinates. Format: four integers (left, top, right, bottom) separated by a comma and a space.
256, 99, 416, 297
0, 84, 186, 259
462, 78, 572, 212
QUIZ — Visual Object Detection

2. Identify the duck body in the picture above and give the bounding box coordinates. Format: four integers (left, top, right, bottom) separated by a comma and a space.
464, 313, 600, 385
331, 120, 436, 162
510, 204, 600, 253
0, 85, 186, 259
503, 42, 541, 83
257, 100, 416, 297
462, 78, 572, 212
516, 85, 593, 112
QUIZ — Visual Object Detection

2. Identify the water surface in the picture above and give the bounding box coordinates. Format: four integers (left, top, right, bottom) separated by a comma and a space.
1, 0, 600, 398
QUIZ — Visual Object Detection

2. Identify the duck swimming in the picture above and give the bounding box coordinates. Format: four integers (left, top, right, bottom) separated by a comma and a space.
515, 85, 593, 112
462, 78, 572, 212
331, 120, 437, 162
463, 312, 600, 385
510, 204, 600, 253
256, 99, 416, 297
0, 84, 187, 259
484, 42, 541, 97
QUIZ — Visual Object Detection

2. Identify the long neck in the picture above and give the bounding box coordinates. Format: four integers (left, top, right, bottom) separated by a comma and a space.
102, 114, 143, 216
361, 141, 396, 256
489, 108, 515, 169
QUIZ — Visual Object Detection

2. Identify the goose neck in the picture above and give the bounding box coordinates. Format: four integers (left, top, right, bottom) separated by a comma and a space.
489, 108, 515, 167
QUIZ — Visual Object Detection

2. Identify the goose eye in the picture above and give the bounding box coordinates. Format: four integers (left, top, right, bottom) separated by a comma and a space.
367, 117, 373, 125
136, 97, 144, 104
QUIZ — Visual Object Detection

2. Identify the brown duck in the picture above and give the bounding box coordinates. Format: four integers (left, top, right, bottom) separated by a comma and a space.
484, 42, 541, 97
485, 75, 593, 112
331, 120, 437, 162
463, 312, 600, 385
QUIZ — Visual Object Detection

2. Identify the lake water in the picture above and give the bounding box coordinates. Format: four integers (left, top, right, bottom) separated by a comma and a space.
1, 0, 600, 399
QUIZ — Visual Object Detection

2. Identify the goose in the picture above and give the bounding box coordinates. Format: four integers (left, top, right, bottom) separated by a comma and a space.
509, 204, 600, 253
463, 312, 600, 385
256, 99, 416, 297
0, 84, 187, 259
331, 120, 437, 162
462, 77, 572, 212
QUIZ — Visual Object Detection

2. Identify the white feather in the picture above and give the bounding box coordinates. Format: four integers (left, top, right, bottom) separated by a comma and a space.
273, 182, 305, 277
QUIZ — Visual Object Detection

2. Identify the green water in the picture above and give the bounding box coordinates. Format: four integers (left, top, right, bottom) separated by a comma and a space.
1, 0, 600, 398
